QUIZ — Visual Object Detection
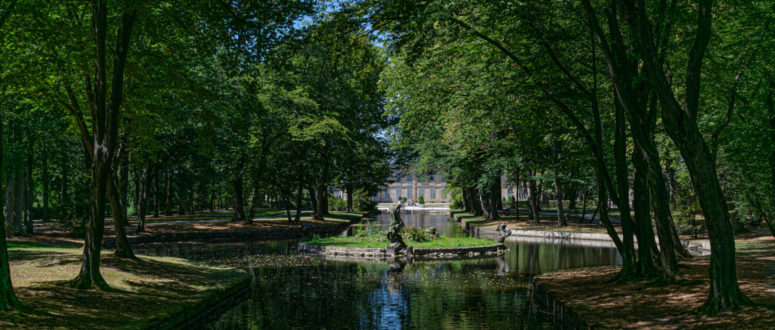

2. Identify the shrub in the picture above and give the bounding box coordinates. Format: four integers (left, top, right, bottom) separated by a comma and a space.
402, 226, 430, 242
418, 196, 425, 204
328, 197, 347, 211
353, 188, 377, 213
357, 220, 384, 238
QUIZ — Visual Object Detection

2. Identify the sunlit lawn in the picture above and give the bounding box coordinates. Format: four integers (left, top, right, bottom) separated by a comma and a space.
1, 243, 249, 329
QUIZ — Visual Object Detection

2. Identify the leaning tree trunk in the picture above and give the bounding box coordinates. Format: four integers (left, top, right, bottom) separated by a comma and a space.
595, 167, 624, 253
107, 175, 135, 258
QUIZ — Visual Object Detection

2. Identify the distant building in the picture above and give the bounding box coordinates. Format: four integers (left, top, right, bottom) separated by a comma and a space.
373, 171, 450, 203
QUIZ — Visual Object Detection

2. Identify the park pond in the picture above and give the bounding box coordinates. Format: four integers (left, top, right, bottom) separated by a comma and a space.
133, 211, 621, 329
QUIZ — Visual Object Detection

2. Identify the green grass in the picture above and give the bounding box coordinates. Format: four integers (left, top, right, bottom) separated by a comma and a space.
306, 235, 498, 249
1, 245, 249, 329
7, 241, 75, 250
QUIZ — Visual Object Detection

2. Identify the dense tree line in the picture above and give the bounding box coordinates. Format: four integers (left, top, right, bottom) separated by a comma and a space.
367, 0, 774, 314
0, 0, 389, 309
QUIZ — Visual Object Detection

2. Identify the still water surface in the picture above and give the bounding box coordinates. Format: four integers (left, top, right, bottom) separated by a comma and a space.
134, 212, 620, 329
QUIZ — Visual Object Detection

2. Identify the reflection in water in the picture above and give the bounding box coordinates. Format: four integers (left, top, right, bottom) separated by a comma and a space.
376, 211, 462, 237
202, 262, 551, 329
132, 211, 623, 329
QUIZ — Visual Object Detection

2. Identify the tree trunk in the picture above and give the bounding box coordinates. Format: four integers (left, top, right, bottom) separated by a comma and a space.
60, 153, 70, 219
613, 102, 638, 280
107, 175, 134, 258
555, 177, 566, 227
135, 168, 149, 233
527, 170, 540, 223
73, 161, 110, 290
232, 176, 245, 222
295, 185, 304, 223
247, 185, 260, 224
581, 189, 588, 222
314, 160, 330, 220
632, 145, 659, 277
346, 184, 354, 213
768, 79, 775, 237
309, 186, 318, 217
595, 167, 624, 253
165, 169, 173, 215
42, 153, 50, 222
153, 167, 160, 217
176, 189, 185, 215
5, 170, 23, 235
23, 153, 33, 234
0, 110, 20, 309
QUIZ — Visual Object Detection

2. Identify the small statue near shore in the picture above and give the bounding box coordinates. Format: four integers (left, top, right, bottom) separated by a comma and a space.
389, 203, 405, 229
386, 223, 412, 255
496, 223, 512, 243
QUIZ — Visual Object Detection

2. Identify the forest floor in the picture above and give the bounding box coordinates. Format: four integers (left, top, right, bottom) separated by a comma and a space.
15, 211, 366, 248
534, 235, 775, 329
0, 241, 250, 328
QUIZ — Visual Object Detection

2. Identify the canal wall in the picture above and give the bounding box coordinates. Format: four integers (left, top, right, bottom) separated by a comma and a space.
530, 278, 590, 330
144, 274, 253, 329
451, 212, 711, 254
297, 242, 507, 260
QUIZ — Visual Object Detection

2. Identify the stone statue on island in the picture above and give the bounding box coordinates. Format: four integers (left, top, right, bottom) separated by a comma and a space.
389, 203, 405, 228
495, 223, 512, 243
386, 204, 412, 255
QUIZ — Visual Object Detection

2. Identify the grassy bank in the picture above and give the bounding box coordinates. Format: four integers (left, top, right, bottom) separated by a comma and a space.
306, 235, 497, 249
533, 237, 775, 328
1, 242, 250, 329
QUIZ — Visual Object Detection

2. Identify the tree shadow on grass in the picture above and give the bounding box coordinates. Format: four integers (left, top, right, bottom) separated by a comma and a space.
2, 251, 247, 329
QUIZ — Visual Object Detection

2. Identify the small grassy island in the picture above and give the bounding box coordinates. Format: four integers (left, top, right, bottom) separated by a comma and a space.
306, 235, 497, 249
306, 224, 498, 249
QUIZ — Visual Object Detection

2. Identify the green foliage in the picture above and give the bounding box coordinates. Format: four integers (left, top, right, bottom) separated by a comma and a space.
353, 188, 377, 213
418, 196, 425, 205
329, 197, 347, 211
401, 226, 429, 242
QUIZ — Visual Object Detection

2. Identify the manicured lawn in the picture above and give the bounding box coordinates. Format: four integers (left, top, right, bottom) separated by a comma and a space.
306, 235, 498, 249
1, 242, 249, 329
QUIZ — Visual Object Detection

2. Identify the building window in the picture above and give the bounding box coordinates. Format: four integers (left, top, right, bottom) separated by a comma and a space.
429, 175, 434, 182
407, 188, 413, 200
395, 188, 401, 200
385, 189, 390, 200
430, 188, 436, 200
418, 188, 424, 200
407, 174, 413, 182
